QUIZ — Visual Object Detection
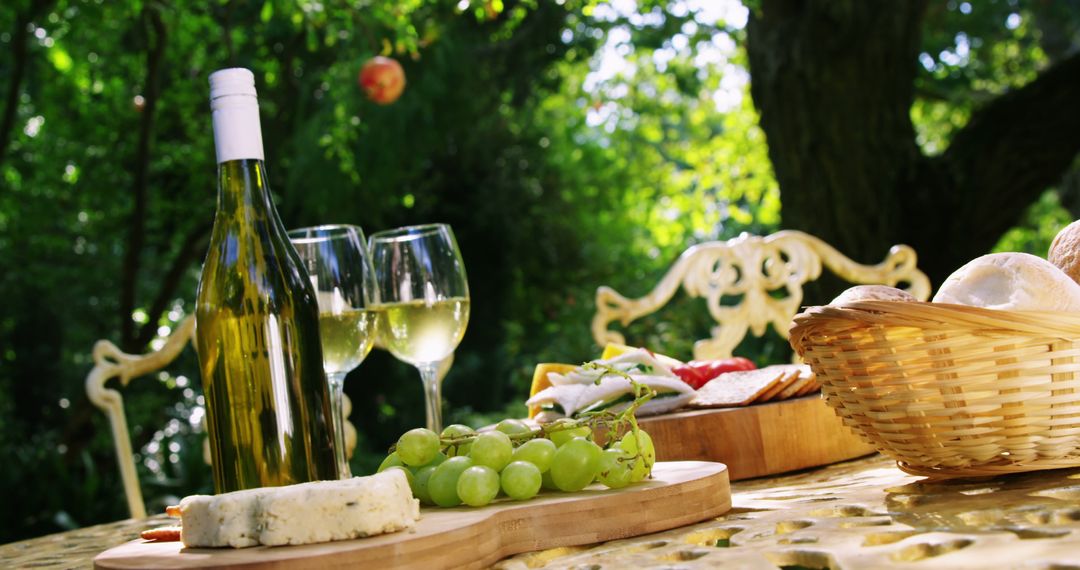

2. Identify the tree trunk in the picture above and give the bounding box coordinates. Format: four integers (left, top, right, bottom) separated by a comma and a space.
747, 0, 1080, 289
119, 6, 167, 352
0, 1, 57, 174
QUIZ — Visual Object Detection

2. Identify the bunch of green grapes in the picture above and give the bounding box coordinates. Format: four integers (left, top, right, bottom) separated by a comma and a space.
377, 418, 656, 508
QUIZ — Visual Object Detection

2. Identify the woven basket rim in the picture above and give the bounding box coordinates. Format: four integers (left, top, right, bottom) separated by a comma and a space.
788, 300, 1080, 478
790, 301, 1080, 352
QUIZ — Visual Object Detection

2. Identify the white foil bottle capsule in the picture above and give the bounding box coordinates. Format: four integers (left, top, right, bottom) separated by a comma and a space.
208, 68, 265, 163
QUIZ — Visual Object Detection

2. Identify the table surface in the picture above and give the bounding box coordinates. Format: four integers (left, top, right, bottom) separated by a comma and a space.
5, 454, 1080, 569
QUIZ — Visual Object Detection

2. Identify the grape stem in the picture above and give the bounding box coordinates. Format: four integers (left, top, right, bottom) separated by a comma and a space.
392, 362, 656, 477
580, 362, 652, 477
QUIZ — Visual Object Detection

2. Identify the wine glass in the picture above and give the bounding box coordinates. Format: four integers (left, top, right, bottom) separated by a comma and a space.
368, 223, 470, 433
288, 224, 378, 478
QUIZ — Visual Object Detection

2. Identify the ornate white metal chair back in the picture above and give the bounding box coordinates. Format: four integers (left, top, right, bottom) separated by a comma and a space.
85, 317, 196, 519
85, 315, 364, 519
592, 230, 930, 360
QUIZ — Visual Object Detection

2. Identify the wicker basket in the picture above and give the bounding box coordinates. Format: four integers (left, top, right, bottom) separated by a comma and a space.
789, 300, 1080, 478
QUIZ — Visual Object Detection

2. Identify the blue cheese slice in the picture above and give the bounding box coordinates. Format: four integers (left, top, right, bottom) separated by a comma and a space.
178, 469, 420, 548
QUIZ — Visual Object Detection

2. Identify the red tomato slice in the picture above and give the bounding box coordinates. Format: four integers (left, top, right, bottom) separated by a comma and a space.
673, 357, 758, 389
671, 366, 706, 388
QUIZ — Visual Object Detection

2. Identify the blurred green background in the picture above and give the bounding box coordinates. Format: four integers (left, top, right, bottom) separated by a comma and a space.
3, 0, 1080, 543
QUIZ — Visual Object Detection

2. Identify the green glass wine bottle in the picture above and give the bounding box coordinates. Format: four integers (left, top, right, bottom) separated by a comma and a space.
195, 68, 338, 493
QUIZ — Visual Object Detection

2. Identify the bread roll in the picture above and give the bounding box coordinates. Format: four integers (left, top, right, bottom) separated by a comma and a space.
932, 252, 1080, 312
829, 285, 917, 306
1049, 220, 1080, 285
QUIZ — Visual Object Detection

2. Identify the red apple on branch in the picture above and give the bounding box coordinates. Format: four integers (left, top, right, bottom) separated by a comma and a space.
358, 56, 406, 105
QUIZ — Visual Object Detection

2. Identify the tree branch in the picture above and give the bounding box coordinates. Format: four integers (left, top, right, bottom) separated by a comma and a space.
0, 0, 56, 174
120, 4, 167, 352
1058, 156, 1080, 219
1031, 0, 1077, 64
134, 220, 212, 348
220, 0, 236, 65
275, 31, 313, 225
937, 52, 1080, 253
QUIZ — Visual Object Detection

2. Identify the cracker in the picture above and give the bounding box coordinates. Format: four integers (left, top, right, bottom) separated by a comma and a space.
751, 365, 803, 403
776, 373, 813, 400
753, 365, 805, 403
754, 376, 789, 403
689, 367, 785, 407
779, 365, 813, 398
796, 377, 821, 397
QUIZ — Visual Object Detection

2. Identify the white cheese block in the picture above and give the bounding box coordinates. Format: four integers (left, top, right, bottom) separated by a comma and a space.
178, 469, 420, 548
257, 470, 419, 546
178, 487, 263, 548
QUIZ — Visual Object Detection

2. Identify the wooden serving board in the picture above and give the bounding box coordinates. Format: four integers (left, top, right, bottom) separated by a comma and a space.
94, 461, 730, 570
640, 395, 877, 480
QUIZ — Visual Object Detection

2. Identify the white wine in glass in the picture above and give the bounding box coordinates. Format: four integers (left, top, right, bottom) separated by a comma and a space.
319, 309, 378, 374
378, 298, 470, 365
289, 224, 378, 478
369, 224, 470, 433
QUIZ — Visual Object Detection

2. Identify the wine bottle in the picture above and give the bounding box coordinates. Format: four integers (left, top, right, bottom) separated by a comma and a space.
195, 68, 338, 493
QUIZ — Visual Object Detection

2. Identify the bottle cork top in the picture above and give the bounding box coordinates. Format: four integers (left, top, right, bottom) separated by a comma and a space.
208, 68, 264, 162
209, 68, 257, 102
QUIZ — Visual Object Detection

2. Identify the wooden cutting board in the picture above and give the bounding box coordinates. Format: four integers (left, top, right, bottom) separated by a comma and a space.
94, 461, 730, 570
640, 395, 877, 480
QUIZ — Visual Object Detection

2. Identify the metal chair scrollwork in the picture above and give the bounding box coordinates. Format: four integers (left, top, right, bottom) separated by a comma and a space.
592, 230, 931, 360
85, 316, 360, 519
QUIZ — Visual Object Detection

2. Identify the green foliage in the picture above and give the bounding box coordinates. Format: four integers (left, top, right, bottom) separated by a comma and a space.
914, 1, 1064, 154
0, 0, 778, 542
914, 2, 1080, 261
994, 189, 1073, 256
0, 0, 1073, 545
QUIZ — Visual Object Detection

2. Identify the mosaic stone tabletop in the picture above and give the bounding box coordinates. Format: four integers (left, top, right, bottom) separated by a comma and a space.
6, 454, 1080, 569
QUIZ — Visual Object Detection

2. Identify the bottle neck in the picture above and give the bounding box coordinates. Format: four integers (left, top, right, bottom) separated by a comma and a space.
212, 89, 275, 221
216, 159, 271, 215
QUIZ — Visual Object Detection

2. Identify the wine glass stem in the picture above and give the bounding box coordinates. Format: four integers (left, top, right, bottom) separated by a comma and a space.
327, 372, 351, 479
418, 363, 442, 433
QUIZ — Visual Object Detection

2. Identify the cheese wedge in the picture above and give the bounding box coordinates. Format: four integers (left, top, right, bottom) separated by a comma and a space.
600, 342, 684, 369
526, 349, 694, 419
528, 363, 578, 418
